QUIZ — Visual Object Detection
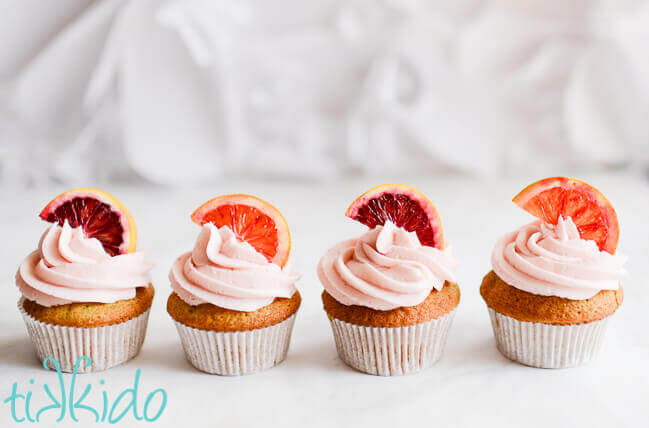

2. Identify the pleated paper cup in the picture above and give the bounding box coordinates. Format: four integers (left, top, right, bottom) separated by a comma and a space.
18, 298, 151, 373
173, 313, 297, 375
328, 308, 456, 376
487, 308, 610, 368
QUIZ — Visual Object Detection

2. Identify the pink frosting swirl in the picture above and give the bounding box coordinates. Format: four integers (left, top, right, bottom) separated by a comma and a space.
318, 221, 458, 311
169, 223, 299, 312
16, 223, 154, 307
492, 216, 627, 300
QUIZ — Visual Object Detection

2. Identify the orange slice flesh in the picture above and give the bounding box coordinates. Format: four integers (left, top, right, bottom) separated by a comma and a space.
513, 177, 619, 253
345, 183, 444, 249
39, 188, 137, 256
191, 194, 291, 267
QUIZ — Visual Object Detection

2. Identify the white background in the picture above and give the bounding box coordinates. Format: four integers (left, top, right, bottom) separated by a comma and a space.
1, 0, 649, 185
1, 174, 647, 427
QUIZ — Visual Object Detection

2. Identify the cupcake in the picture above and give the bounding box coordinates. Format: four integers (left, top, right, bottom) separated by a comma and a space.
167, 194, 301, 375
16, 188, 154, 373
481, 177, 626, 368
318, 184, 459, 376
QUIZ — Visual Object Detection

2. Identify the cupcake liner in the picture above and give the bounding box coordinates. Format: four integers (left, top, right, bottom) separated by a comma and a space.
487, 308, 610, 368
328, 308, 456, 376
18, 298, 151, 373
173, 313, 297, 375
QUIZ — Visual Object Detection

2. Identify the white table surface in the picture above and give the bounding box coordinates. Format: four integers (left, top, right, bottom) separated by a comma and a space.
1, 173, 648, 428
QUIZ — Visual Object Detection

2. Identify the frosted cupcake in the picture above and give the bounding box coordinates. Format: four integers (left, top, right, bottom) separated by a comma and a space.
318, 184, 459, 376
16, 188, 154, 373
167, 194, 301, 375
481, 177, 626, 368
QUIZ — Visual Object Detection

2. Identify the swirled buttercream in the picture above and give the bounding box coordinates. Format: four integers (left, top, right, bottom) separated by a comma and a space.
169, 223, 299, 312
317, 221, 458, 310
492, 216, 626, 300
16, 222, 153, 307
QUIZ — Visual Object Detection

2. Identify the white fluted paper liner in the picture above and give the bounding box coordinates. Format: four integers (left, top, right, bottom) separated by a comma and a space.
329, 309, 456, 376
487, 308, 610, 368
173, 314, 296, 375
18, 298, 151, 373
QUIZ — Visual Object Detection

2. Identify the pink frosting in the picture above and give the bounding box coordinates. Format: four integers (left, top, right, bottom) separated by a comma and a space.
16, 223, 153, 307
317, 221, 458, 311
169, 223, 299, 312
492, 216, 626, 300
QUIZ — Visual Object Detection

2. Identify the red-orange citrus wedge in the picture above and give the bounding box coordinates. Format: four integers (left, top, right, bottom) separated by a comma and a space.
513, 177, 619, 253
191, 194, 291, 267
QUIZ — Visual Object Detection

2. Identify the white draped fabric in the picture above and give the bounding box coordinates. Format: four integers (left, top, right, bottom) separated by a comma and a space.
1, 0, 648, 184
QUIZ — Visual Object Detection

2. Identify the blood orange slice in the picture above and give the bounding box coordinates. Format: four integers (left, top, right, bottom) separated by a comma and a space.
191, 194, 291, 267
345, 183, 444, 249
513, 177, 619, 253
39, 188, 137, 256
